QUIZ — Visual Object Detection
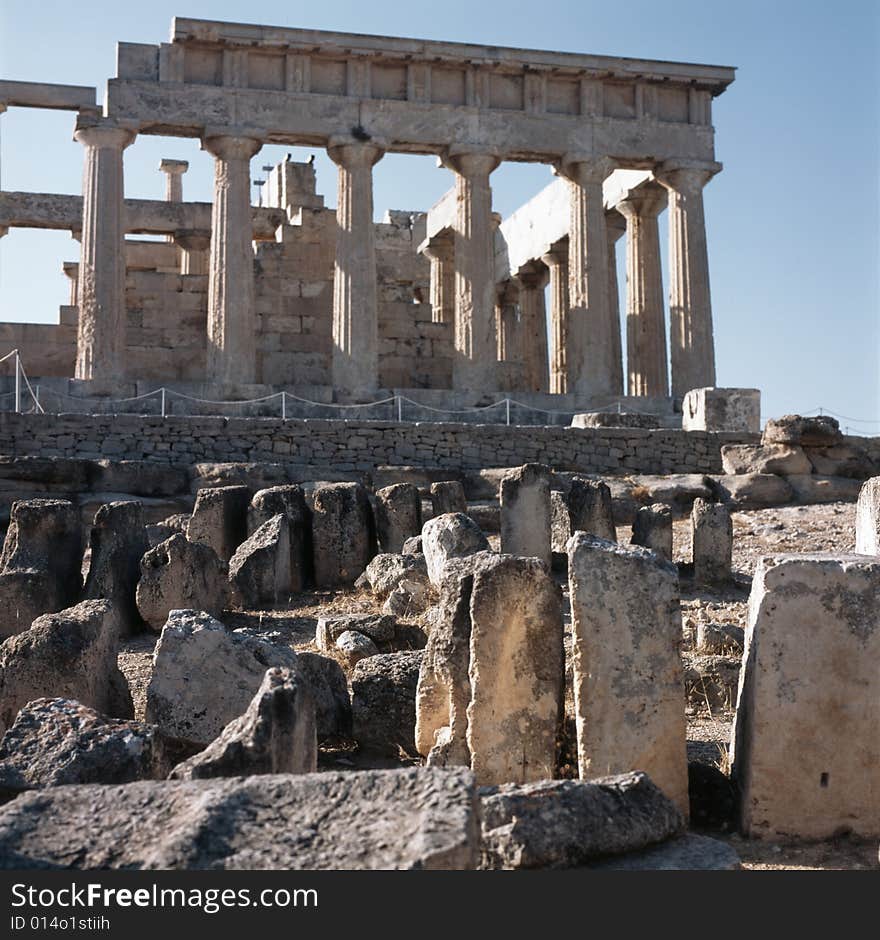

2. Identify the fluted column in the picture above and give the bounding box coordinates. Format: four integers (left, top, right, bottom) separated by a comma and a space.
541, 242, 569, 395
558, 155, 616, 397
422, 233, 455, 324
516, 265, 550, 392
202, 132, 262, 385
655, 159, 721, 397
606, 211, 626, 396
445, 150, 501, 392
327, 137, 385, 396
175, 230, 211, 276
617, 184, 668, 397
73, 121, 135, 380
495, 280, 520, 362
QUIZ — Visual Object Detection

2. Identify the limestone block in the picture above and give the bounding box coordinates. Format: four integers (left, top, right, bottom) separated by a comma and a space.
466, 554, 563, 786
335, 630, 379, 667
402, 535, 423, 555
351, 650, 423, 756
355, 552, 428, 596
145, 610, 298, 747
169, 667, 316, 780
805, 444, 877, 480
479, 772, 683, 869
249, 485, 311, 591
374, 483, 422, 554
294, 652, 352, 741
82, 500, 149, 633
0, 767, 479, 870
682, 387, 760, 433
631, 503, 673, 560
422, 512, 490, 586
228, 514, 291, 608
568, 477, 616, 542
762, 414, 842, 447
855, 477, 880, 554
567, 535, 688, 815
311, 482, 375, 588
0, 600, 133, 737
585, 833, 741, 870
730, 554, 880, 839
721, 443, 811, 476
784, 474, 863, 504
430, 480, 467, 515
550, 490, 571, 553
571, 412, 660, 429
499, 463, 552, 566
0, 498, 82, 638
187, 485, 250, 562
0, 698, 171, 798
691, 498, 732, 585
316, 613, 396, 650
709, 473, 793, 510
135, 534, 228, 631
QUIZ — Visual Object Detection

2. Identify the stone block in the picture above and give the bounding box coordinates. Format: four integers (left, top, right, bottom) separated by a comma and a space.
311, 482, 375, 588
187, 485, 250, 562
228, 514, 291, 608
762, 414, 842, 447
568, 477, 616, 542
374, 483, 422, 553
249, 485, 311, 591
430, 480, 467, 515
682, 387, 760, 433
631, 503, 673, 560
421, 512, 490, 586
691, 498, 732, 585
351, 651, 423, 756
499, 464, 552, 566
721, 443, 811, 476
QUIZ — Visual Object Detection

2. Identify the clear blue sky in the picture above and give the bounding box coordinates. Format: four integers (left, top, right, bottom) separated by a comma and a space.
1, 0, 878, 429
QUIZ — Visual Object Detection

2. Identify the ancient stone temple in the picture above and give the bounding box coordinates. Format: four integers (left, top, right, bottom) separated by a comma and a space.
0, 18, 734, 407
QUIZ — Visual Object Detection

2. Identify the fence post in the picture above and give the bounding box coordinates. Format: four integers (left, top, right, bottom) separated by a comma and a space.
505, 398, 510, 426
281, 391, 287, 421
160, 387, 166, 418
397, 395, 403, 423
14, 351, 21, 415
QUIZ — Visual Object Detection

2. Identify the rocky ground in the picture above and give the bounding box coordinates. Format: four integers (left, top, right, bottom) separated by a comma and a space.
116, 500, 875, 871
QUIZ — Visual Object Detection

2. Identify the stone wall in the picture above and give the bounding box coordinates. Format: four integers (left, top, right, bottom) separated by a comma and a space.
0, 412, 753, 474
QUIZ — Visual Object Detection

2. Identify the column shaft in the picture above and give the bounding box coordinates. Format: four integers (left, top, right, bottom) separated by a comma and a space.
328, 140, 384, 396
517, 268, 550, 392
542, 245, 569, 395
656, 161, 720, 397
606, 213, 625, 396
74, 123, 135, 381
423, 235, 455, 325
203, 134, 262, 385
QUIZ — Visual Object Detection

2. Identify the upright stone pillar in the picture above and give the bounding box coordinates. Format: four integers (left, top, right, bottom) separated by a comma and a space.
74, 121, 136, 381
542, 243, 569, 395
557, 155, 615, 398
605, 211, 625, 397
159, 159, 188, 202
617, 184, 669, 397
175, 231, 211, 276
422, 233, 455, 325
655, 159, 721, 397
445, 150, 501, 393
516, 266, 549, 392
328, 138, 385, 397
202, 132, 262, 385
495, 280, 520, 363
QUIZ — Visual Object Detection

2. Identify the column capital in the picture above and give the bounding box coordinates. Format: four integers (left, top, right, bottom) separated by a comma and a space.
201, 130, 263, 161
174, 229, 212, 252
654, 159, 722, 193
515, 263, 549, 292
540, 240, 568, 269
73, 120, 136, 151
419, 231, 454, 262
442, 147, 501, 177
605, 209, 627, 243
554, 152, 615, 184
159, 158, 189, 176
615, 181, 667, 221
327, 135, 386, 168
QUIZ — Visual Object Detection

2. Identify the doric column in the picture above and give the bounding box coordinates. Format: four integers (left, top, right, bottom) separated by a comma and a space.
541, 242, 569, 395
73, 121, 136, 380
495, 280, 520, 362
655, 159, 721, 397
516, 265, 550, 392
445, 149, 501, 392
605, 211, 626, 396
62, 261, 79, 305
175, 230, 211, 276
617, 183, 668, 397
327, 137, 385, 396
422, 233, 455, 324
557, 154, 616, 398
202, 131, 262, 385
159, 159, 188, 202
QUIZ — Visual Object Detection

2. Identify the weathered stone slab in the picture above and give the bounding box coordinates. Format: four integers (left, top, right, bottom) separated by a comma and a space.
228, 514, 291, 608
784, 474, 863, 504
135, 534, 227, 631
311, 482, 375, 588
422, 512, 490, 586
691, 498, 732, 585
550, 490, 570, 554
762, 414, 842, 447
356, 552, 428, 596
730, 554, 880, 839
145, 610, 298, 747
169, 667, 316, 780
430, 480, 467, 515
0, 600, 132, 737
500, 463, 552, 566
571, 411, 660, 429
585, 833, 741, 870
479, 772, 683, 869
568, 477, 616, 541
805, 443, 876, 479
721, 443, 811, 476
0, 767, 479, 869
374, 483, 422, 554
187, 485, 249, 562
294, 651, 352, 740
683, 387, 760, 433
567, 535, 688, 815
0, 498, 82, 637
0, 698, 171, 800
82, 500, 149, 633
630, 503, 673, 560
352, 651, 422, 756
249, 485, 311, 591
855, 477, 880, 554
709, 473, 793, 510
